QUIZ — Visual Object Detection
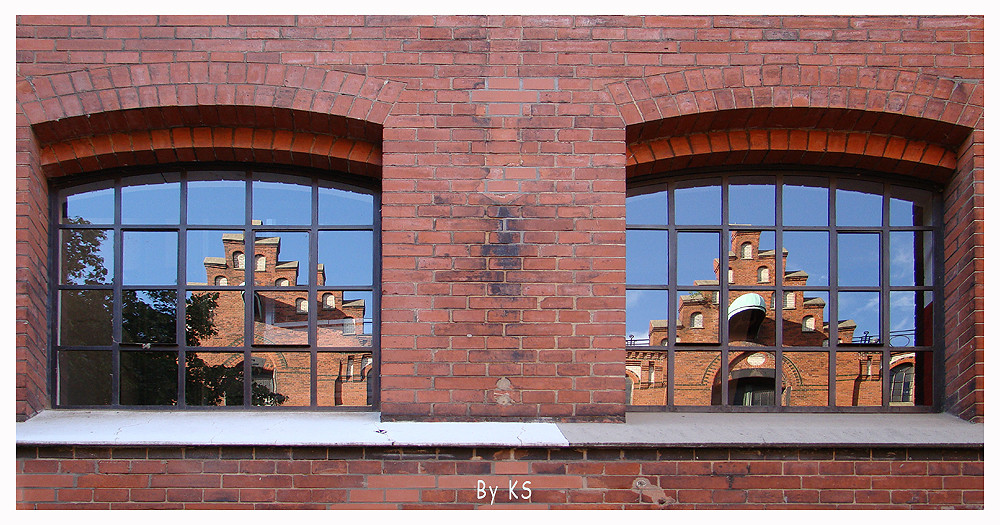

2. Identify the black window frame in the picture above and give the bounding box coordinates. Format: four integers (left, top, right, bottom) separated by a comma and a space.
49, 162, 381, 410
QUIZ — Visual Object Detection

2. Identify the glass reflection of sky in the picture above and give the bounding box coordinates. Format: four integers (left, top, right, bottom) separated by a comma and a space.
253, 180, 311, 225
318, 231, 374, 286
729, 184, 774, 225
626, 289, 668, 341
343, 291, 375, 334
677, 232, 719, 285
838, 234, 880, 286
626, 191, 668, 225
319, 186, 374, 225
123, 182, 179, 224
626, 230, 668, 285
783, 231, 828, 285
838, 292, 880, 343
259, 232, 310, 285
186, 230, 242, 285
675, 185, 720, 225
836, 188, 882, 226
123, 231, 177, 285
189, 180, 245, 225
783, 182, 828, 226
63, 187, 113, 224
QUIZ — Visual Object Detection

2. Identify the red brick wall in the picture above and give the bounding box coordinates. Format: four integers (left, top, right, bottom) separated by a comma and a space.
16, 445, 983, 509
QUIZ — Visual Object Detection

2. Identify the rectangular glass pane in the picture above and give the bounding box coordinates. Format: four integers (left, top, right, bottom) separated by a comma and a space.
626, 189, 668, 225
317, 291, 373, 347
122, 231, 178, 285
251, 352, 307, 407
60, 229, 114, 285
626, 289, 668, 346
838, 233, 880, 287
59, 290, 112, 346
58, 351, 112, 405
837, 292, 881, 346
256, 231, 310, 286
319, 182, 374, 225
783, 177, 828, 227
188, 176, 246, 225
122, 174, 180, 224
318, 231, 373, 287
185, 352, 244, 406
673, 351, 721, 406
120, 351, 178, 406
782, 231, 829, 286
890, 231, 933, 287
121, 290, 177, 344
677, 232, 720, 286
836, 180, 883, 227
890, 185, 933, 227
253, 176, 312, 226
254, 291, 309, 346
626, 230, 668, 285
675, 181, 721, 225
187, 230, 244, 286
782, 351, 829, 407
730, 230, 774, 285
729, 177, 775, 226
317, 352, 372, 406
625, 352, 667, 406
677, 290, 719, 345
890, 291, 933, 347
728, 289, 773, 345
835, 351, 883, 406
61, 182, 114, 225
889, 351, 932, 406
783, 291, 830, 347
185, 291, 244, 347
728, 351, 776, 406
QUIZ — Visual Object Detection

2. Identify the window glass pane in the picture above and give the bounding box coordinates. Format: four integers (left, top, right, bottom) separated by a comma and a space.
728, 351, 776, 406
59, 290, 112, 346
836, 181, 883, 227
319, 183, 374, 225
677, 290, 719, 344
730, 230, 774, 283
677, 232, 720, 286
889, 351, 932, 406
318, 231, 373, 287
625, 353, 666, 406
673, 351, 720, 406
60, 229, 113, 285
120, 351, 178, 406
783, 291, 829, 347
188, 176, 246, 225
58, 351, 112, 405
251, 352, 304, 407
890, 291, 933, 347
253, 176, 311, 225
781, 352, 829, 407
837, 291, 881, 346
626, 289, 668, 346
890, 231, 933, 287
122, 231, 178, 285
186, 291, 244, 347
782, 231, 829, 286
256, 232, 310, 286
626, 230, 668, 285
62, 183, 114, 225
626, 189, 668, 225
835, 351, 883, 406
122, 174, 180, 224
254, 291, 309, 346
121, 290, 177, 344
317, 291, 373, 347
729, 178, 775, 226
318, 352, 372, 406
890, 185, 933, 227
783, 177, 828, 226
675, 182, 721, 225
185, 352, 244, 406
837, 233, 880, 287
187, 230, 244, 286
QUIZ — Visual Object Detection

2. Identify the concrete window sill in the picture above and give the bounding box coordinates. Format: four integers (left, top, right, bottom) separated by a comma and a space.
15, 410, 983, 448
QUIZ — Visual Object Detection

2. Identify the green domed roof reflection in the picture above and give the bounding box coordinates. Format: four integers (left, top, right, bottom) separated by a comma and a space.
728, 292, 767, 320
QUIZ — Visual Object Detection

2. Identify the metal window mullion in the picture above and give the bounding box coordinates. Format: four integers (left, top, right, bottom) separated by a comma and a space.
369, 188, 382, 409
828, 177, 838, 407
48, 187, 61, 406
177, 172, 188, 407
243, 170, 254, 407
666, 180, 676, 408
309, 177, 318, 407
719, 177, 730, 407
774, 175, 785, 410
111, 179, 123, 406
931, 190, 946, 410
880, 183, 891, 408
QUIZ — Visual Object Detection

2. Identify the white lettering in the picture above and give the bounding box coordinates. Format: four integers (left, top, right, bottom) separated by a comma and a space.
477, 479, 487, 500
521, 480, 532, 500
489, 484, 499, 505
508, 479, 520, 500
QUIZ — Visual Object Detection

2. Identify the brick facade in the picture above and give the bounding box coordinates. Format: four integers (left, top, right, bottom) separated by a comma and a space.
16, 15, 983, 509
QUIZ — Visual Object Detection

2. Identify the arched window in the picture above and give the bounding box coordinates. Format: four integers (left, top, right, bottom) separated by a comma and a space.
215, 276, 228, 286
690, 312, 704, 328
322, 292, 335, 309
255, 254, 266, 271
741, 242, 752, 259
727, 268, 734, 283
233, 251, 245, 269
784, 291, 795, 309
890, 363, 915, 404
757, 266, 769, 283
295, 298, 308, 313
803, 315, 815, 331
275, 278, 289, 286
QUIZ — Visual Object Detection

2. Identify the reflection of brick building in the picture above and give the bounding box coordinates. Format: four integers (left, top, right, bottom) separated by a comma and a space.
627, 230, 910, 408
190, 232, 371, 406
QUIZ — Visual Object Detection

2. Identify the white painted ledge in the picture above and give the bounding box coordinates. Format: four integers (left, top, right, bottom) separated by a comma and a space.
16, 410, 983, 448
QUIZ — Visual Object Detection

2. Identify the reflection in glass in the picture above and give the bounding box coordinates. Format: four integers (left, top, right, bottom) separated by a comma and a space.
783, 291, 830, 347
122, 176, 180, 224
253, 177, 311, 225
62, 184, 113, 225
121, 290, 177, 344
251, 352, 303, 407
890, 291, 933, 347
122, 231, 177, 285
890, 186, 933, 227
837, 292, 880, 345
257, 232, 310, 286
626, 190, 668, 225
317, 291, 373, 347
835, 351, 883, 406
783, 178, 828, 226
625, 351, 667, 406
675, 183, 721, 225
58, 351, 112, 405
728, 290, 773, 346
185, 352, 244, 406
890, 231, 933, 286
185, 291, 242, 347
836, 182, 882, 227
889, 351, 932, 406
59, 290, 112, 346
729, 180, 775, 225
626, 230, 668, 285
253, 291, 309, 346
674, 351, 720, 406
317, 352, 372, 406
676, 290, 719, 344
120, 351, 178, 405
186, 230, 244, 286
318, 231, 373, 286
780, 352, 829, 407
782, 231, 829, 286
677, 232, 720, 285
728, 351, 776, 406
319, 183, 374, 225
626, 290, 668, 345
61, 229, 113, 285
838, 233, 880, 287
188, 177, 246, 225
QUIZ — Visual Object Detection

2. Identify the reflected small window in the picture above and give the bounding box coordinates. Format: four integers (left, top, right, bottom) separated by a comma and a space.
233, 251, 245, 269
215, 276, 228, 286
728, 268, 734, 283
343, 318, 356, 335
741, 242, 753, 259
690, 312, 704, 329
255, 255, 266, 272
784, 291, 795, 309
803, 316, 815, 331
275, 278, 289, 286
295, 298, 308, 313
322, 293, 335, 309
757, 267, 769, 283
